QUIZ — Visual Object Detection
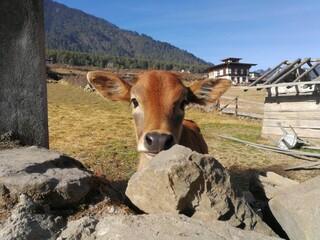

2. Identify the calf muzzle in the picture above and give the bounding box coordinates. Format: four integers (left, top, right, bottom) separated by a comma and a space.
144, 132, 174, 153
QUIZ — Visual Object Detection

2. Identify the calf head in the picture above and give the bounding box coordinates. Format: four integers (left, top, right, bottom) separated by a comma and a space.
87, 70, 230, 159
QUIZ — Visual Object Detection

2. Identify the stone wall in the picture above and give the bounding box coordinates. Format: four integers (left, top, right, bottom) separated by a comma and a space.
0, 0, 48, 148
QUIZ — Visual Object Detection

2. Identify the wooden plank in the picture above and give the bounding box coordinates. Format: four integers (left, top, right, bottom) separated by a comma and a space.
263, 58, 301, 85
302, 146, 320, 150
242, 80, 320, 90
218, 134, 320, 158
294, 62, 320, 82
307, 61, 320, 77
272, 58, 311, 84
263, 119, 320, 129
264, 102, 320, 112
221, 109, 263, 119
222, 104, 264, 110
246, 60, 287, 87
220, 96, 264, 105
285, 162, 320, 171
263, 111, 320, 120
267, 85, 315, 95
262, 126, 320, 139
265, 94, 320, 104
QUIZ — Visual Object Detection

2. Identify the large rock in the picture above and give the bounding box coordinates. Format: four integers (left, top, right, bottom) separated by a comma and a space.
250, 171, 298, 200
0, 147, 93, 209
269, 175, 320, 240
0, 194, 282, 240
126, 145, 275, 236
58, 216, 98, 240
0, 194, 65, 240
59, 214, 282, 240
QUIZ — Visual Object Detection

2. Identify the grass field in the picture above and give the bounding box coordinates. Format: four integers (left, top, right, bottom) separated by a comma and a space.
48, 79, 319, 189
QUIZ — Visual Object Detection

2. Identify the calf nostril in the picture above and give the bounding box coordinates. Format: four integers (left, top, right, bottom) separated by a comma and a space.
145, 133, 153, 146
164, 134, 174, 150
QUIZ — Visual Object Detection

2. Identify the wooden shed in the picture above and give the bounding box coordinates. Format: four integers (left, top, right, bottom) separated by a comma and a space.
243, 58, 320, 145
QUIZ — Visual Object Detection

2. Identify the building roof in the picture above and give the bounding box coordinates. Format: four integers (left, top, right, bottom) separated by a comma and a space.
221, 57, 242, 62
243, 58, 320, 91
205, 58, 257, 72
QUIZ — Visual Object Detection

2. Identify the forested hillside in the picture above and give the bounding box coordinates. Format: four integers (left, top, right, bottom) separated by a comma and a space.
44, 0, 210, 69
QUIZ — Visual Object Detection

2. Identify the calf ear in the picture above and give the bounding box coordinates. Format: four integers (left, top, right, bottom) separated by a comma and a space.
188, 78, 231, 104
87, 71, 131, 101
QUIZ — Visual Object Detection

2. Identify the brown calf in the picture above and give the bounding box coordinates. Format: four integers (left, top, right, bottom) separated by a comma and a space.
87, 70, 231, 169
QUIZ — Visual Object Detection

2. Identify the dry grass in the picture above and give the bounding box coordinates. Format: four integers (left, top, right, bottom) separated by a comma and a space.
223, 86, 266, 102
48, 83, 138, 180
48, 81, 319, 189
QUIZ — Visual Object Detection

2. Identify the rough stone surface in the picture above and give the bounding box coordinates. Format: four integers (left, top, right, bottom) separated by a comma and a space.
250, 171, 298, 200
58, 217, 98, 240
269, 175, 320, 240
0, 146, 284, 239
59, 214, 282, 240
126, 145, 275, 236
0, 194, 65, 240
0, 147, 93, 208
0, 0, 48, 147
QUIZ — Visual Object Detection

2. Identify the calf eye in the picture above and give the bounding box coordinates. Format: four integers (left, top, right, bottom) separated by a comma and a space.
131, 98, 139, 108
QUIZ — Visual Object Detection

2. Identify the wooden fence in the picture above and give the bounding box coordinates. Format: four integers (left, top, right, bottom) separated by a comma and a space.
218, 96, 264, 119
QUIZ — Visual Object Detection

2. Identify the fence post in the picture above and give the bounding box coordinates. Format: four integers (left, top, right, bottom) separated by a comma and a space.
235, 97, 238, 116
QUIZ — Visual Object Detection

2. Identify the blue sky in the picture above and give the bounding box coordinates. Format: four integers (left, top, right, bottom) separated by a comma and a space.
54, 0, 319, 70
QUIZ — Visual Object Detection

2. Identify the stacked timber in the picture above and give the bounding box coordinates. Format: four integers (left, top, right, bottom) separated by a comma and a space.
262, 86, 320, 144
243, 58, 320, 145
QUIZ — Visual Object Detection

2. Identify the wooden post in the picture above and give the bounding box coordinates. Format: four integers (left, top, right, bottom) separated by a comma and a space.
260, 58, 301, 87
291, 62, 320, 83
272, 58, 311, 85
307, 61, 320, 77
235, 97, 238, 116
246, 60, 287, 90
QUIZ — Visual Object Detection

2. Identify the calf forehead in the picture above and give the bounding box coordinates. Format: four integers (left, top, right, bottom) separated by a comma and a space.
132, 71, 186, 101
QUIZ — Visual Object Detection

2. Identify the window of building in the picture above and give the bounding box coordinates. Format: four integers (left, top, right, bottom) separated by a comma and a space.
220, 69, 223, 75
241, 69, 244, 75
234, 69, 238, 75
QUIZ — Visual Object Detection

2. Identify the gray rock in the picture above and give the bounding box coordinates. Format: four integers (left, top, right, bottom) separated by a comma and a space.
94, 213, 281, 240
58, 217, 98, 240
126, 145, 275, 236
0, 194, 65, 240
250, 171, 298, 200
0, 147, 93, 208
269, 175, 320, 240
59, 214, 282, 240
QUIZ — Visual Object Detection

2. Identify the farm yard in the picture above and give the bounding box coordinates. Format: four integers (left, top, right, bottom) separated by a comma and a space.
47, 66, 320, 191
2, 2, 320, 237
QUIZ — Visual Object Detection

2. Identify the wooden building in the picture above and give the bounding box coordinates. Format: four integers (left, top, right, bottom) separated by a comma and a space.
205, 58, 257, 85
243, 58, 320, 144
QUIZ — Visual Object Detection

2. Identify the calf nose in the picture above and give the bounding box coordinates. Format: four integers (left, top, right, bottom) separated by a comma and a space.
145, 132, 174, 153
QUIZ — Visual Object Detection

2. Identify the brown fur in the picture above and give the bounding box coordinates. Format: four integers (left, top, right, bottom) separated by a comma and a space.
87, 70, 230, 169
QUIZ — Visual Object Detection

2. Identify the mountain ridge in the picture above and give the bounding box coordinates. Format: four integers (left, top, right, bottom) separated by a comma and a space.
44, 0, 210, 66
